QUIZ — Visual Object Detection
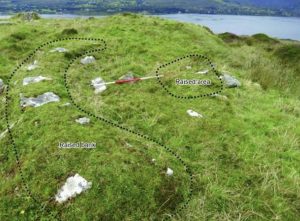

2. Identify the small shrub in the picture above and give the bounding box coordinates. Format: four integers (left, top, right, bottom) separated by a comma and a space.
61, 28, 78, 35
218, 32, 242, 43
252, 33, 279, 44
10, 32, 28, 41
12, 12, 40, 21
274, 44, 300, 64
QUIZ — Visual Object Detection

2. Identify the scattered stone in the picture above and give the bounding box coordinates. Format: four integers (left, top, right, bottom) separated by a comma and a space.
196, 69, 209, 75
0, 79, 4, 94
151, 159, 156, 163
166, 168, 174, 176
75, 117, 90, 125
23, 76, 52, 86
211, 94, 228, 101
27, 60, 38, 71
55, 174, 92, 203
187, 109, 203, 118
221, 72, 241, 88
50, 47, 68, 53
80, 56, 95, 64
91, 77, 107, 94
61, 102, 71, 107
20, 92, 60, 108
186, 66, 192, 70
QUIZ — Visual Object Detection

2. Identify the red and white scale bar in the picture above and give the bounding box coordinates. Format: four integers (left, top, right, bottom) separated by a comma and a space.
102, 75, 164, 85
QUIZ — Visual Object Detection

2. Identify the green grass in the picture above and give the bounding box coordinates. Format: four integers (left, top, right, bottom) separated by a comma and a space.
0, 13, 300, 221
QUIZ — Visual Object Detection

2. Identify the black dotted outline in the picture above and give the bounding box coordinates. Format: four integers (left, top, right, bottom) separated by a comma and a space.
4, 38, 194, 220
156, 54, 224, 99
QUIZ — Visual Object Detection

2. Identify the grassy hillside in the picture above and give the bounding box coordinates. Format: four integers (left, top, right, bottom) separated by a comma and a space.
0, 14, 300, 221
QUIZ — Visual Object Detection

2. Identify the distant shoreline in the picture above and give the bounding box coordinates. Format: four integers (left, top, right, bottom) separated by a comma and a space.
1, 13, 300, 41
1, 12, 300, 19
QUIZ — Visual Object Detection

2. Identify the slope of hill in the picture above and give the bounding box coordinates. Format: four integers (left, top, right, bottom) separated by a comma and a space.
0, 0, 299, 16
0, 13, 299, 220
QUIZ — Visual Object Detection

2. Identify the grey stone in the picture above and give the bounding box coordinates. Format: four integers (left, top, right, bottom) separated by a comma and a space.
196, 69, 209, 75
0, 79, 4, 94
75, 117, 90, 125
50, 47, 68, 53
20, 92, 60, 108
211, 94, 228, 101
23, 76, 52, 86
187, 109, 203, 118
91, 77, 107, 94
80, 56, 95, 64
221, 73, 241, 88
61, 102, 71, 107
27, 60, 38, 71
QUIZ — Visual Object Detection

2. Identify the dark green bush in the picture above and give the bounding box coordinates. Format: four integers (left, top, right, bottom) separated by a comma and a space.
61, 28, 78, 35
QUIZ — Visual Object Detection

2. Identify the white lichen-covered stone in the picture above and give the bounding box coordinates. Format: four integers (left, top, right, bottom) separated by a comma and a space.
187, 109, 203, 118
27, 60, 38, 71
61, 102, 71, 107
75, 117, 90, 125
20, 92, 60, 108
50, 47, 68, 53
211, 94, 228, 101
55, 174, 92, 203
23, 76, 52, 86
0, 79, 4, 94
80, 56, 95, 64
91, 77, 107, 94
196, 69, 209, 75
166, 168, 174, 176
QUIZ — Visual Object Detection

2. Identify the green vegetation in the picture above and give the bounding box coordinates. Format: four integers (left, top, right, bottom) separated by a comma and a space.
0, 13, 299, 221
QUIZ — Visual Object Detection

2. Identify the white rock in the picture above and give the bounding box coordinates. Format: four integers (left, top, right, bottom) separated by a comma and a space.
61, 102, 71, 107
27, 60, 38, 71
91, 77, 107, 94
211, 94, 228, 100
0, 79, 4, 94
81, 56, 95, 64
50, 47, 68, 53
186, 66, 192, 70
55, 174, 92, 203
166, 168, 174, 176
20, 92, 60, 108
76, 117, 90, 125
196, 69, 209, 75
23, 76, 52, 86
187, 109, 203, 118
151, 158, 156, 163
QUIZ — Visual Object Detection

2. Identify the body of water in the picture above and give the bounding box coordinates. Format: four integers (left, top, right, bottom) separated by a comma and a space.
1, 13, 300, 40
159, 14, 300, 40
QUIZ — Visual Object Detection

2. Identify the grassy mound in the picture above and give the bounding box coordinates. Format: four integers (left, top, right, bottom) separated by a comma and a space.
0, 14, 299, 221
